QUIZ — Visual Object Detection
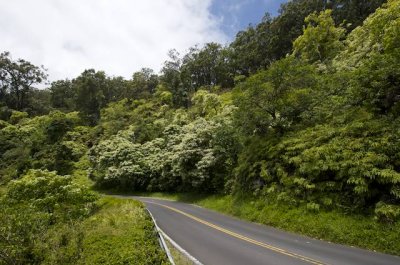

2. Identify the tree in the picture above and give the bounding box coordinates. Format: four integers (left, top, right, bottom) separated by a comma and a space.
337, 0, 400, 115
268, 0, 328, 60
0, 51, 47, 111
73, 69, 106, 125
161, 50, 187, 107
191, 90, 222, 117
27, 88, 51, 115
229, 14, 280, 76
50, 79, 76, 111
161, 44, 233, 108
106, 76, 130, 102
180, 43, 233, 91
129, 68, 159, 99
272, 112, 400, 212
228, 0, 386, 75
293, 10, 345, 64
90, 104, 238, 192
229, 26, 261, 76
332, 0, 387, 31
233, 57, 318, 136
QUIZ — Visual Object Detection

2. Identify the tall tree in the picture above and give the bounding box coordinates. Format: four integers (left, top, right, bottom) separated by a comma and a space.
338, 0, 400, 116
73, 69, 106, 125
129, 68, 159, 99
161, 45, 233, 108
106, 76, 130, 102
229, 0, 386, 76
229, 0, 327, 76
332, 0, 387, 31
0, 51, 47, 111
181, 43, 233, 91
233, 57, 318, 135
50, 79, 76, 112
161, 49, 186, 107
27, 88, 51, 115
293, 10, 346, 64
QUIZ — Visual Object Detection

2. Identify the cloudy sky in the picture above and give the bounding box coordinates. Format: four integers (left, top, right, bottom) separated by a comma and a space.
0, 0, 286, 82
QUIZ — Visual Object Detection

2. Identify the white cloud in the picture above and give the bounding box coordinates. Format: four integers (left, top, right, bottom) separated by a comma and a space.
0, 0, 227, 82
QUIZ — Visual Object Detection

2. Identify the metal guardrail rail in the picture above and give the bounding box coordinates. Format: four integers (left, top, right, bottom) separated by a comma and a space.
158, 228, 203, 265
147, 209, 176, 265
147, 208, 204, 265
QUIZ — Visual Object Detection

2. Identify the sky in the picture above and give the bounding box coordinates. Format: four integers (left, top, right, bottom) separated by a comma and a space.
210, 0, 286, 37
0, 0, 287, 83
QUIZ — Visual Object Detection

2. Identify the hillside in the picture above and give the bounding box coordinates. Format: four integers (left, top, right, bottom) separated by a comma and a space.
1, 0, 400, 263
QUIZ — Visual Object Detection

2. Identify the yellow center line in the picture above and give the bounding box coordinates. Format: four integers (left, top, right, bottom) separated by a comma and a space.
143, 200, 328, 265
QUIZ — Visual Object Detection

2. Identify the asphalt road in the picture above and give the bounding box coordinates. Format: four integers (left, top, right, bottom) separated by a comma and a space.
132, 197, 400, 265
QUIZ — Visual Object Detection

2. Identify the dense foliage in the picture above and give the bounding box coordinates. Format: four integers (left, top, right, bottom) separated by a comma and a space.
0, 170, 167, 265
89, 93, 238, 192
1, 1, 400, 262
0, 169, 98, 264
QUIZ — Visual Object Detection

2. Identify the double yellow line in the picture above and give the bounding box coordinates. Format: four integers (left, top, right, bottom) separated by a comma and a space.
144, 200, 328, 265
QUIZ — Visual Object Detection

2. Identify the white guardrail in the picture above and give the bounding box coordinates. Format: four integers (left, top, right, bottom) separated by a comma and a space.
146, 209, 203, 265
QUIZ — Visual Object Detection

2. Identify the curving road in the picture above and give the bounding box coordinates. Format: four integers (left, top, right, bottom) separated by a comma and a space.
131, 197, 399, 265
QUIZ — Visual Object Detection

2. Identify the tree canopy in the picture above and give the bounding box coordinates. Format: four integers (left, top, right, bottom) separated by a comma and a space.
1, 0, 399, 232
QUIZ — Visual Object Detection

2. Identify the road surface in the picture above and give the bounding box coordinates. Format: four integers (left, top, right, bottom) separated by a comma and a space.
132, 196, 399, 265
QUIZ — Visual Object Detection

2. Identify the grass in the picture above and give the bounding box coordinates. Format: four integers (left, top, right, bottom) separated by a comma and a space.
77, 197, 169, 265
33, 196, 169, 264
165, 240, 193, 265
123, 192, 400, 256
0, 184, 169, 265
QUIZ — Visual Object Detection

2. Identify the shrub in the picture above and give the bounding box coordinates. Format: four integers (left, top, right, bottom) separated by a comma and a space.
6, 169, 98, 221
9, 111, 28, 124
375, 202, 400, 223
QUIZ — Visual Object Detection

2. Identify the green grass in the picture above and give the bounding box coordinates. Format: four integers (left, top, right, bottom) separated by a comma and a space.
165, 240, 193, 265
77, 197, 168, 265
126, 192, 400, 256
0, 185, 6, 196
34, 196, 169, 264
0, 185, 169, 265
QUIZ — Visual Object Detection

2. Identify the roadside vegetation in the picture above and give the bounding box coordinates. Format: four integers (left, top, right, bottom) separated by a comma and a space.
77, 197, 168, 265
0, 172, 167, 265
1, 0, 400, 263
165, 241, 193, 265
